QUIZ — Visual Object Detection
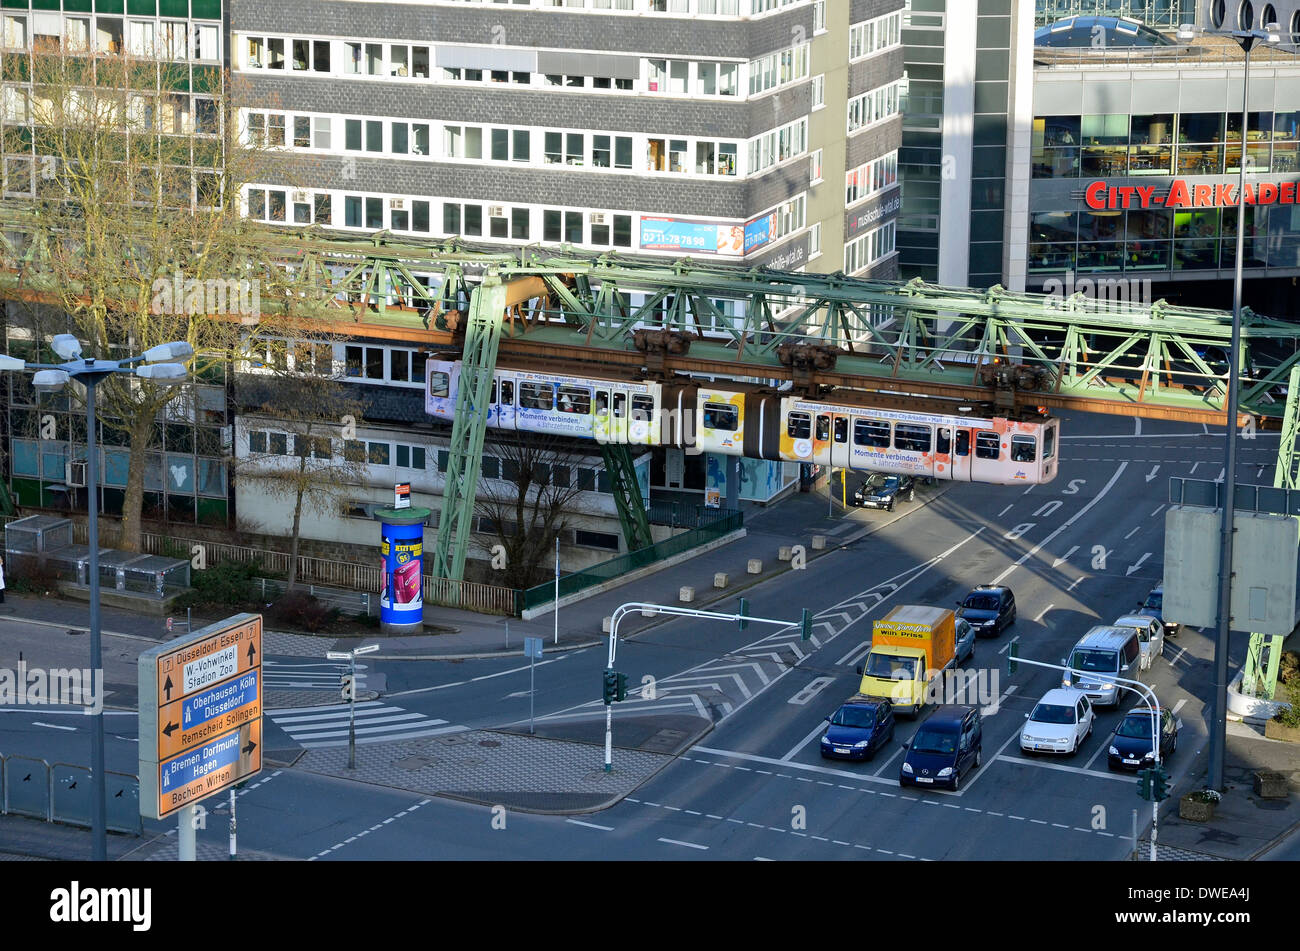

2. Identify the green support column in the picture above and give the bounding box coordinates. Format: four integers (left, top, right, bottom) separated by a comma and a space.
1242, 633, 1285, 700
431, 280, 508, 581
598, 443, 654, 553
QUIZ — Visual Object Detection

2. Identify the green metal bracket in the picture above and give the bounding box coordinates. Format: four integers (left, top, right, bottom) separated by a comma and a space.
597, 443, 654, 553
431, 280, 507, 581
1242, 633, 1285, 701
1273, 366, 1300, 490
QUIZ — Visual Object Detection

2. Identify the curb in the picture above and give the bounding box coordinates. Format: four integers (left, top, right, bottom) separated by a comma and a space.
369, 636, 606, 662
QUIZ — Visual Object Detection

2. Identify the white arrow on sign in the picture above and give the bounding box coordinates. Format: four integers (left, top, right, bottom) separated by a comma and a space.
1126, 553, 1152, 577
1145, 465, 1160, 483
1052, 545, 1079, 569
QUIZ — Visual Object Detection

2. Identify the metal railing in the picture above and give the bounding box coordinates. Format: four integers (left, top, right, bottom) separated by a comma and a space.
1, 752, 141, 835
520, 510, 743, 611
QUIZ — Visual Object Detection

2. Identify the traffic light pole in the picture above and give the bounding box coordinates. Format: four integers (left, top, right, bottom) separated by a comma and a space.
1004, 653, 1163, 861
602, 601, 813, 773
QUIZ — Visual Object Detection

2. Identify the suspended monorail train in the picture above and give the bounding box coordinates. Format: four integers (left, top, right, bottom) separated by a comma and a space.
425, 359, 1059, 485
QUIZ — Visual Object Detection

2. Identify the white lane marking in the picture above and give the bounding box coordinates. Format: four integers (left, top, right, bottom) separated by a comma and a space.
828, 520, 857, 536
658, 837, 708, 851
1067, 577, 1084, 592
1083, 732, 1109, 770
788, 677, 835, 706
1171, 698, 1188, 716
268, 700, 386, 717
1145, 465, 1160, 482
995, 754, 1135, 782
836, 640, 871, 667
1189, 462, 1200, 474
981, 683, 1017, 717
782, 719, 832, 761
754, 856, 775, 861
1051, 545, 1078, 569
1215, 468, 1225, 482
309, 798, 434, 861
565, 819, 614, 832
1034, 604, 1055, 623
1124, 527, 1140, 540
998, 504, 1014, 517
695, 746, 900, 787
33, 721, 77, 731
991, 459, 1130, 587
1126, 553, 1152, 577
1151, 504, 1166, 518
872, 742, 904, 776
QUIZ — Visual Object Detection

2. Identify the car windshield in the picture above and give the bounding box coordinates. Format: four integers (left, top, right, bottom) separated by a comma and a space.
1143, 592, 1162, 611
963, 594, 1000, 612
1030, 703, 1075, 725
831, 706, 875, 729
863, 474, 888, 489
865, 654, 917, 679
1069, 649, 1116, 673
1117, 715, 1156, 740
956, 620, 973, 639
911, 729, 956, 755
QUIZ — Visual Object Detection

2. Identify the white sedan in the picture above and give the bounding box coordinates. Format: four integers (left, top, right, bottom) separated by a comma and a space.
1021, 688, 1095, 756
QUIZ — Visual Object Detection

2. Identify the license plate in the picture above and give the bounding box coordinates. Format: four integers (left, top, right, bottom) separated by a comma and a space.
915, 777, 933, 784
1123, 758, 1139, 765
836, 748, 851, 754
1036, 744, 1052, 751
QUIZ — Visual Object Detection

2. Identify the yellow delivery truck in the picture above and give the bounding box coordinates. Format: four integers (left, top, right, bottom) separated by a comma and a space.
856, 605, 957, 716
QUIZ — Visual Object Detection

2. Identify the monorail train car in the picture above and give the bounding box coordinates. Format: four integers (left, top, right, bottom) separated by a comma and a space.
426, 359, 1059, 485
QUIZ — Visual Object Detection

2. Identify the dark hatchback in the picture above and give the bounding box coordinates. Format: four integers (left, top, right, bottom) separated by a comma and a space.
820, 699, 896, 761
853, 473, 915, 511
899, 705, 983, 791
956, 585, 1017, 637
1136, 584, 1178, 636
1107, 708, 1179, 771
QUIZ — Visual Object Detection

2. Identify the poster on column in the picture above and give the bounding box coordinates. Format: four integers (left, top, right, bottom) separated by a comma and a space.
380, 528, 424, 624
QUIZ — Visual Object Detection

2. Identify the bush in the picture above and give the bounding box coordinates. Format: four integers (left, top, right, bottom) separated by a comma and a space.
176, 560, 262, 611
5, 553, 62, 595
1274, 674, 1300, 729
269, 590, 337, 633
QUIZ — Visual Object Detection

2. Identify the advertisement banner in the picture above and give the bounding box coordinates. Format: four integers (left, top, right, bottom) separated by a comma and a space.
640, 217, 743, 256
744, 213, 777, 254
379, 521, 424, 625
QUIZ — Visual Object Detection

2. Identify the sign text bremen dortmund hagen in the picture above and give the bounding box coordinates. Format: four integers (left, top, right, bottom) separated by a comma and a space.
1085, 178, 1300, 210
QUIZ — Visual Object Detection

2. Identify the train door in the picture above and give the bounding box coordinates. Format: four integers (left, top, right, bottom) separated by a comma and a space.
969, 427, 1003, 483
936, 425, 972, 481
830, 414, 851, 468
813, 412, 832, 466
630, 392, 656, 445
496, 373, 517, 432
610, 391, 628, 444
593, 386, 612, 443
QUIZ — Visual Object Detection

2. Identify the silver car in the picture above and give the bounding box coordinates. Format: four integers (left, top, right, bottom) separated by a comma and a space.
954, 617, 976, 666
1112, 614, 1164, 672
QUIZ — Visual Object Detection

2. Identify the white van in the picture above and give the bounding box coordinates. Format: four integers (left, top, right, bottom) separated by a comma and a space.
1061, 626, 1142, 708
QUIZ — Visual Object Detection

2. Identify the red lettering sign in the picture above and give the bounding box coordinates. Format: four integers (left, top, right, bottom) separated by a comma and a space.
1259, 182, 1278, 204
1085, 181, 1108, 210
1193, 184, 1213, 207
1282, 182, 1296, 204
1165, 180, 1191, 207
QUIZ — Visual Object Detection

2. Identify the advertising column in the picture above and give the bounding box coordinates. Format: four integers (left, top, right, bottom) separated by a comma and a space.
374, 506, 431, 634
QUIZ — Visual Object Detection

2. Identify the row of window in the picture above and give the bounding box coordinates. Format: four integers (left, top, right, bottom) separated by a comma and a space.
848, 10, 903, 62
2, 13, 220, 61
845, 151, 899, 208
844, 220, 897, 276
4, 88, 219, 137
847, 80, 904, 136
748, 118, 808, 176
444, 0, 805, 15
784, 414, 1046, 463
747, 44, 809, 97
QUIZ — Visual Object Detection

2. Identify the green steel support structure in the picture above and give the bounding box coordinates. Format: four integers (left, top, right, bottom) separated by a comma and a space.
597, 443, 654, 554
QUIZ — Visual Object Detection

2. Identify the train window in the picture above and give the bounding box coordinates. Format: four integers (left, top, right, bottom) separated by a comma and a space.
703, 402, 739, 431
595, 391, 609, 416
816, 414, 830, 441
500, 380, 514, 405
557, 385, 591, 414
519, 382, 553, 410
936, 427, 951, 454
787, 412, 811, 439
833, 417, 848, 443
955, 430, 970, 456
613, 393, 627, 418
429, 371, 449, 397
975, 431, 1000, 459
1011, 435, 1036, 463
631, 394, 654, 421
1043, 426, 1055, 460
852, 419, 890, 448
490, 379, 498, 403
894, 423, 931, 453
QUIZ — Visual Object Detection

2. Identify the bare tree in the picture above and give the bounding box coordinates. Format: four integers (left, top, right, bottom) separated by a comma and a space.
474, 434, 591, 590
234, 336, 367, 591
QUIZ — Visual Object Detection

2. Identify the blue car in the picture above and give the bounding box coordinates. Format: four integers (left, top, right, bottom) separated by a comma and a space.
820, 699, 896, 761
899, 705, 983, 791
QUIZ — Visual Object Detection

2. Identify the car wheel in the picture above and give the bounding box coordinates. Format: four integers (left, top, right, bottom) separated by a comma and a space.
952, 769, 962, 792
907, 490, 915, 503
887, 501, 895, 513
1071, 736, 1080, 756
1170, 733, 1178, 754
975, 746, 982, 768
1086, 719, 1093, 738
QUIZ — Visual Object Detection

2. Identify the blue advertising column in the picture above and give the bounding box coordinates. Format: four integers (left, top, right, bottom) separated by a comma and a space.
373, 507, 431, 635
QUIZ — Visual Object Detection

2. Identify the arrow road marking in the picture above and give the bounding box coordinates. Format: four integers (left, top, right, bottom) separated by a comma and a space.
1034, 604, 1055, 624
1126, 553, 1152, 577
1051, 545, 1078, 569
1145, 465, 1160, 482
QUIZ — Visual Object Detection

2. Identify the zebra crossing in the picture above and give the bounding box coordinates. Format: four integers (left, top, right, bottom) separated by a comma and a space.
262, 659, 369, 691
531, 530, 986, 728
267, 700, 467, 749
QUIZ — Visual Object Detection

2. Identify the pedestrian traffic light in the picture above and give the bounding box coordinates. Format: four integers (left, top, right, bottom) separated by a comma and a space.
800, 608, 813, 641
602, 669, 617, 705
738, 598, 749, 631
1137, 768, 1153, 801
614, 671, 628, 703
1151, 765, 1170, 802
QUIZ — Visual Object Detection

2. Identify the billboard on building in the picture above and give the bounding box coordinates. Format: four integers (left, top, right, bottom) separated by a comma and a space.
640, 217, 743, 256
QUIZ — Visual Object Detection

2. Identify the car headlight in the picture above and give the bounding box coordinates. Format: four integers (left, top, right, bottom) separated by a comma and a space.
902, 762, 913, 774
820, 735, 831, 745
854, 740, 872, 748
1109, 746, 1119, 755
1144, 751, 1155, 760
1100, 682, 1116, 691
937, 767, 952, 777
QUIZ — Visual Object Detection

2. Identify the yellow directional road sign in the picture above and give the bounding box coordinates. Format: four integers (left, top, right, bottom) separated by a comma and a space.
138, 614, 263, 820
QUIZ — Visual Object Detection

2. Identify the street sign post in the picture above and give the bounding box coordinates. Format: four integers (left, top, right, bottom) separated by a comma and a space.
524, 637, 542, 734
138, 614, 264, 858
327, 644, 379, 769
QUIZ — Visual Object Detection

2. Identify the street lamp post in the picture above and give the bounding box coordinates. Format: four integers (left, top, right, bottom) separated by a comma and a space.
0, 334, 192, 861
1179, 21, 1281, 791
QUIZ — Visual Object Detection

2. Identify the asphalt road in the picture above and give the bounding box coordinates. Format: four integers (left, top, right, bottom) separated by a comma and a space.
0, 409, 1275, 859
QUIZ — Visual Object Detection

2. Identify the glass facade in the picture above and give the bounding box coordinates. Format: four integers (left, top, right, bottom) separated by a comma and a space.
1034, 0, 1198, 29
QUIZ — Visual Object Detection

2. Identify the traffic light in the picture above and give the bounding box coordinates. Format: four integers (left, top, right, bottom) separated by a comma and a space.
1007, 637, 1019, 676
800, 608, 813, 641
614, 671, 628, 703
1137, 768, 1153, 801
1151, 765, 1170, 802
602, 669, 617, 705
738, 598, 749, 631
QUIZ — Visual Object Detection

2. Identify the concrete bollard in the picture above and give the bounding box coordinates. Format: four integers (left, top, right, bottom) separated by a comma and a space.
748, 559, 762, 574
602, 616, 613, 633
811, 535, 826, 550
778, 546, 792, 561
714, 572, 728, 589
679, 586, 695, 603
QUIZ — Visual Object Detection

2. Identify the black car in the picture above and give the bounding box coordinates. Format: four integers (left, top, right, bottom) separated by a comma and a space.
1136, 584, 1178, 637
956, 585, 1017, 637
899, 705, 983, 791
853, 473, 915, 511
1107, 708, 1180, 771
819, 699, 896, 761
